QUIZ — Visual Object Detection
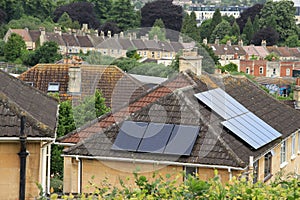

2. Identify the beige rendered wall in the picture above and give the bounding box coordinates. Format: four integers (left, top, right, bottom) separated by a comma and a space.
0, 142, 42, 200
63, 158, 243, 194
256, 130, 300, 183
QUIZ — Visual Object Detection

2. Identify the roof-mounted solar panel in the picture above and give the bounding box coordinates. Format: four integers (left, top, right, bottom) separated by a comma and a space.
138, 123, 174, 153
111, 121, 148, 151
196, 88, 282, 150
222, 112, 281, 149
194, 88, 248, 120
163, 125, 199, 156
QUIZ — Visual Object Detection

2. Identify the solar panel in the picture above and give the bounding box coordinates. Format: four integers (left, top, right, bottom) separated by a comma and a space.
138, 123, 174, 153
194, 88, 248, 120
164, 125, 199, 156
111, 121, 148, 151
222, 112, 281, 149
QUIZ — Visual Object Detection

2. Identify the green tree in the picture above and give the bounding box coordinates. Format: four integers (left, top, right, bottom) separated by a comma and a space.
242, 17, 254, 45
73, 90, 110, 127
51, 100, 75, 178
209, 8, 222, 39
88, 0, 112, 24
22, 0, 55, 20
0, 39, 5, 56
285, 34, 300, 47
149, 19, 166, 41
34, 41, 62, 64
109, 0, 138, 31
198, 44, 219, 74
126, 48, 141, 60
259, 0, 298, 42
181, 12, 200, 42
199, 19, 212, 41
252, 15, 260, 33
231, 20, 240, 37
210, 20, 231, 43
4, 33, 26, 62
57, 12, 73, 29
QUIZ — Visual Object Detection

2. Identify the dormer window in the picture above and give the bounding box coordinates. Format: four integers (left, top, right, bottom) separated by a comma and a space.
26, 82, 34, 87
47, 82, 60, 92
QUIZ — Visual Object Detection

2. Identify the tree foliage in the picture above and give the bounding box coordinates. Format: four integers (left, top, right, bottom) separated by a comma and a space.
149, 19, 166, 41
236, 4, 263, 33
57, 12, 80, 30
251, 27, 279, 46
285, 34, 300, 47
50, 171, 300, 199
210, 20, 231, 43
53, 2, 100, 29
210, 8, 222, 36
98, 21, 121, 37
4, 33, 26, 62
259, 0, 298, 43
181, 12, 200, 42
109, 0, 139, 31
242, 17, 254, 45
141, 0, 183, 41
87, 0, 112, 24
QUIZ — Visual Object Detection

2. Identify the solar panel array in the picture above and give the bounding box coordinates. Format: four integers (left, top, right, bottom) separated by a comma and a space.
194, 88, 282, 149
111, 121, 200, 155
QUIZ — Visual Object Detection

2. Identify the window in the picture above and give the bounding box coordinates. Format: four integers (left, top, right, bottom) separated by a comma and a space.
273, 68, 276, 75
253, 160, 259, 183
151, 51, 155, 58
246, 67, 250, 74
264, 153, 272, 179
280, 140, 287, 165
47, 82, 60, 92
286, 68, 290, 76
184, 166, 197, 180
259, 67, 263, 74
291, 134, 296, 158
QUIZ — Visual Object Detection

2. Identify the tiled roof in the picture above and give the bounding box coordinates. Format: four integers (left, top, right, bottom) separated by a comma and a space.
76, 36, 94, 47
58, 73, 195, 143
87, 35, 105, 47
18, 64, 147, 107
252, 46, 269, 58
131, 39, 147, 50
62, 34, 79, 47
290, 48, 300, 58
143, 40, 161, 50
118, 38, 135, 50
45, 32, 65, 46
170, 42, 184, 52
0, 70, 58, 138
253, 76, 295, 85
96, 38, 122, 49
158, 41, 174, 52
62, 72, 300, 168
11, 29, 32, 42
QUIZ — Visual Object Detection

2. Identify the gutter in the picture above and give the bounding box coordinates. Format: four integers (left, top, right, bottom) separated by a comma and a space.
62, 154, 245, 171
0, 137, 55, 141
54, 142, 76, 147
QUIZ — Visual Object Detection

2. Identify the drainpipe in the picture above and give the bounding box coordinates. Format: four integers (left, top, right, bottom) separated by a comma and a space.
76, 156, 82, 194
228, 168, 232, 180
18, 116, 29, 200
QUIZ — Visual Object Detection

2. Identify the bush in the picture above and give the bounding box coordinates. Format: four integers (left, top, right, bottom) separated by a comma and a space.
50, 177, 63, 193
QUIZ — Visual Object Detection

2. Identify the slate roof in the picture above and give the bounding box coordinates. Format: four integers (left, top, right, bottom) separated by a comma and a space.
62, 34, 79, 47
28, 30, 41, 42
0, 70, 58, 138
62, 71, 300, 168
96, 38, 122, 49
18, 64, 147, 108
44, 32, 65, 46
76, 36, 94, 48
118, 38, 135, 50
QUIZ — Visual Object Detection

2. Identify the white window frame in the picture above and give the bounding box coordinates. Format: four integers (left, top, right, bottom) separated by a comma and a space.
298, 131, 300, 154
246, 67, 250, 74
47, 82, 60, 92
273, 68, 276, 75
286, 68, 290, 76
259, 67, 263, 74
291, 134, 296, 159
280, 140, 287, 168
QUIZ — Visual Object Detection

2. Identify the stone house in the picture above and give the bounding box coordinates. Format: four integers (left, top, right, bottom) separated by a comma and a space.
58, 71, 300, 194
0, 70, 58, 199
3, 28, 40, 50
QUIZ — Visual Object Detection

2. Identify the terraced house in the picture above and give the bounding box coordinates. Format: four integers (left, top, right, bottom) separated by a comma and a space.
58, 71, 300, 194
